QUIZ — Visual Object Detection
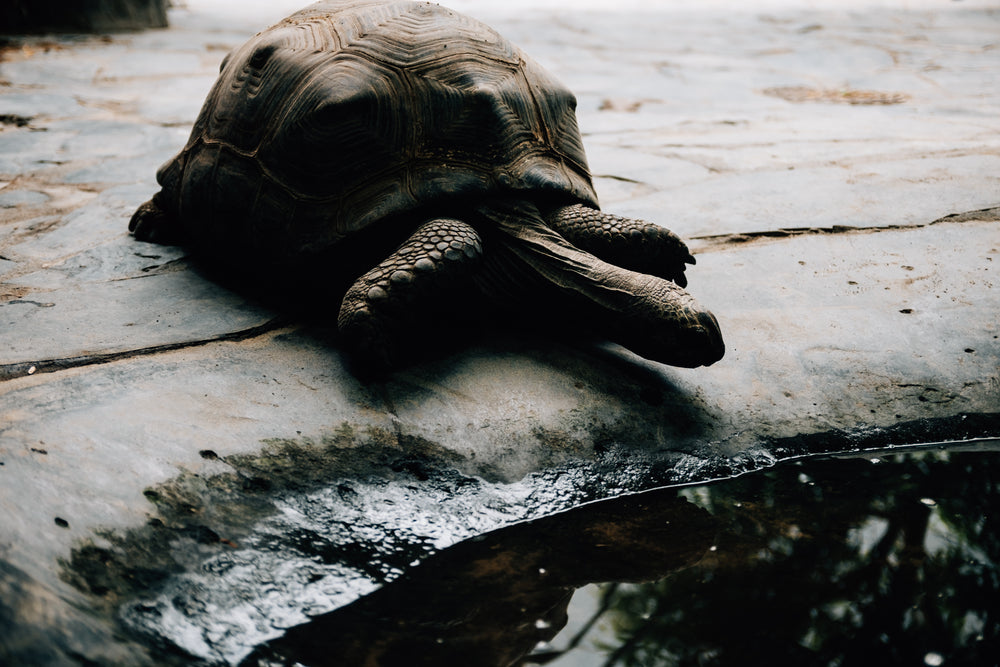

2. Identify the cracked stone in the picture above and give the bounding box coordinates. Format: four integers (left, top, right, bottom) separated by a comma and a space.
0, 1, 998, 664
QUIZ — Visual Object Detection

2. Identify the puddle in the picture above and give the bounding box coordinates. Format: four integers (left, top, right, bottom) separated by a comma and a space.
244, 444, 1000, 667
51, 420, 999, 665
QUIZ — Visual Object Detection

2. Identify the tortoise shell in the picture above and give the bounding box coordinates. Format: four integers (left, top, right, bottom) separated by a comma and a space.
156, 0, 598, 259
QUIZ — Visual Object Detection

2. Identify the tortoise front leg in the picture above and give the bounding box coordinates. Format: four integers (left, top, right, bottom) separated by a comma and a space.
128, 192, 185, 245
480, 200, 724, 368
546, 203, 695, 287
337, 218, 483, 373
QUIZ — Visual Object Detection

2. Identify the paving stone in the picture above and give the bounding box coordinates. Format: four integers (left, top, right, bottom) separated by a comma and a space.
0, 1, 997, 663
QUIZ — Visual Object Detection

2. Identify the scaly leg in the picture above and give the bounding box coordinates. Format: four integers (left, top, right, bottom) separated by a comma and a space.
546, 203, 695, 287
478, 200, 723, 368
337, 218, 483, 372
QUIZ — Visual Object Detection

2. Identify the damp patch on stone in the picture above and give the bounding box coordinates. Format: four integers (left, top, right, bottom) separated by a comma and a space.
54, 424, 713, 663
58, 425, 576, 664
56, 413, 1000, 664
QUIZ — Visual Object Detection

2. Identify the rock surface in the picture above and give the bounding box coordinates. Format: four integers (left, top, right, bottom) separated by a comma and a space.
0, 0, 168, 34
1, 0, 998, 664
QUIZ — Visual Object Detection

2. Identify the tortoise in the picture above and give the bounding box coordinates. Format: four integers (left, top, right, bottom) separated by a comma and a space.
129, 0, 724, 372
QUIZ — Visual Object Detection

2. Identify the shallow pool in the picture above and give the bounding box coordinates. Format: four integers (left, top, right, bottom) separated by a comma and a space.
244, 441, 1000, 666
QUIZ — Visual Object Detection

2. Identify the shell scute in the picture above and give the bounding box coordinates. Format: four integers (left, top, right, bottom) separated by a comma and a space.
158, 0, 597, 259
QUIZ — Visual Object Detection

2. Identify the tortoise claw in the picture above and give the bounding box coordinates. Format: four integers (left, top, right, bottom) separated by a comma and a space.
546, 204, 697, 287
129, 195, 183, 245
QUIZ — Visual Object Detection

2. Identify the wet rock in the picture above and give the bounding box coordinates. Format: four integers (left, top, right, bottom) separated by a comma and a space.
241, 488, 718, 667
1, 0, 998, 664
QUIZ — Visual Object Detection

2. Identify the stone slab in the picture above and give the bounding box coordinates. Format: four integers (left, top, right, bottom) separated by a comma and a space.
1, 1, 998, 664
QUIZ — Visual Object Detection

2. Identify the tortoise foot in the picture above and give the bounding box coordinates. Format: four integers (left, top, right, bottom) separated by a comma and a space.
128, 194, 183, 245
337, 218, 483, 372
547, 204, 695, 288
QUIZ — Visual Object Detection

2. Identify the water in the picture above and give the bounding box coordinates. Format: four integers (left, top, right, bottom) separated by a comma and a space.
244, 445, 1000, 666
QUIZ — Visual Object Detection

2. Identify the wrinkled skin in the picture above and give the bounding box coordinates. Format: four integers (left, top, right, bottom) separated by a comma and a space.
132, 196, 723, 372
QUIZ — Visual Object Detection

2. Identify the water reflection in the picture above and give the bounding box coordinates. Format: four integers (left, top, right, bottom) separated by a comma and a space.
244, 448, 999, 666
242, 491, 717, 666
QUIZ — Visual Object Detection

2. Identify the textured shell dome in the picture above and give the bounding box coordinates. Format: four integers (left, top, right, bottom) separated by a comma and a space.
156, 0, 598, 257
